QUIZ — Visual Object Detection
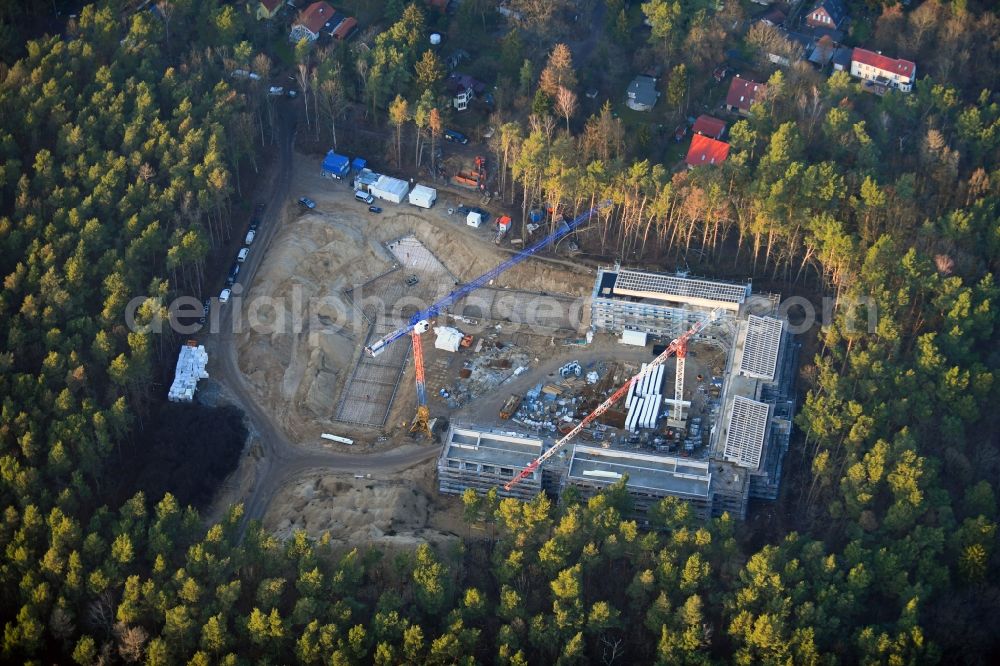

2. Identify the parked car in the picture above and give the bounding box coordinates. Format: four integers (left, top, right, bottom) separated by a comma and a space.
268, 86, 284, 96
443, 129, 468, 144
245, 229, 255, 245
219, 288, 231, 303
249, 203, 264, 230
226, 263, 240, 286
237, 247, 249, 262
286, 89, 298, 98
298, 196, 316, 209
200, 298, 211, 325
368, 205, 382, 214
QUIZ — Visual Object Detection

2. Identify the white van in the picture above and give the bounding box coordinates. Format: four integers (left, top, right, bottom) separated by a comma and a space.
354, 190, 374, 204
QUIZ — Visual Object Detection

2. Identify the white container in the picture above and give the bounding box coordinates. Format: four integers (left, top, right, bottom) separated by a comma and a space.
433, 326, 464, 352
369, 175, 409, 203
466, 211, 483, 228
620, 329, 647, 346
408, 184, 437, 208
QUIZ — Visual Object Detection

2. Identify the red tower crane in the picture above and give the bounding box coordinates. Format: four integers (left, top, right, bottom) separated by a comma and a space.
504, 309, 724, 491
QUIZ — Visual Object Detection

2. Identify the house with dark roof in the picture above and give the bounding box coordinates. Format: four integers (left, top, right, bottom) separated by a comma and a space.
758, 7, 786, 27
806, 0, 847, 29
626, 75, 659, 112
849, 48, 916, 93
766, 29, 814, 67
256, 0, 281, 20
726, 76, 766, 115
831, 46, 852, 72
693, 115, 727, 140
289, 1, 338, 43
446, 73, 487, 111
686, 134, 730, 168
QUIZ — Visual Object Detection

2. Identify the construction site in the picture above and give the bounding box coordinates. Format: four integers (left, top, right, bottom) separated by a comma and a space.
229, 150, 798, 537
438, 267, 798, 521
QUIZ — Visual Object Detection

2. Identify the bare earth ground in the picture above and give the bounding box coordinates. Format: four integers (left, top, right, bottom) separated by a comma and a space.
263, 457, 466, 550
237, 150, 597, 540
237, 150, 595, 444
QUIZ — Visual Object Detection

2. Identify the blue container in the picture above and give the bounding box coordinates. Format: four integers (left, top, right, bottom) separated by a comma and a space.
529, 209, 544, 223
322, 151, 350, 178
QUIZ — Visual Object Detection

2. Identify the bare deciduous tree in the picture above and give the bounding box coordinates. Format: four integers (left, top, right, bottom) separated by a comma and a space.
555, 86, 577, 132
115, 622, 149, 664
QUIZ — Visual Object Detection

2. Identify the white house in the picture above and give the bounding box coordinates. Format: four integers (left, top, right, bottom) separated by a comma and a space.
849, 47, 916, 93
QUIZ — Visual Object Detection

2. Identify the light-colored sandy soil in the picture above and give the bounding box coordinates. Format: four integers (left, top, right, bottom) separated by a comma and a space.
263, 458, 466, 549
236, 150, 594, 444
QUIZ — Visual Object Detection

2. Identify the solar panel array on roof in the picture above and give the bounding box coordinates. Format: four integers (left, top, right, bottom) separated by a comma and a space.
613, 270, 748, 304
723, 396, 771, 469
740, 315, 783, 380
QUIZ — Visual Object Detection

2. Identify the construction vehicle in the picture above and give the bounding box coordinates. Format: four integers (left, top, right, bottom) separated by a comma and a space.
504, 309, 723, 491
364, 202, 611, 437
494, 216, 511, 244
500, 394, 522, 420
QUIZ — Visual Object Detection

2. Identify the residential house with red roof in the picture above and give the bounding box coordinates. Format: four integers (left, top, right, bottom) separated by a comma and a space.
692, 115, 726, 140
256, 0, 281, 21
289, 1, 338, 43
686, 134, 730, 169
806, 0, 847, 29
849, 48, 916, 93
725, 76, 766, 115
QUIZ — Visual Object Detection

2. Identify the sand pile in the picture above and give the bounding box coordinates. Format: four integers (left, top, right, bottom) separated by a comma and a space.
264, 466, 462, 548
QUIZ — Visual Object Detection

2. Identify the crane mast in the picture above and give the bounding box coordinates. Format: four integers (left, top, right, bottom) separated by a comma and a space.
409, 323, 432, 438
673, 338, 687, 422
504, 309, 724, 492
365, 202, 610, 357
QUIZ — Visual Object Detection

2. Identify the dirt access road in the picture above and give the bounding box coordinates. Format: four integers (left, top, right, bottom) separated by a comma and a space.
203, 106, 439, 537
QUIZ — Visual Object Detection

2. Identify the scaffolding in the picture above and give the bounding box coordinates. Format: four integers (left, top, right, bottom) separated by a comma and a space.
438, 426, 544, 501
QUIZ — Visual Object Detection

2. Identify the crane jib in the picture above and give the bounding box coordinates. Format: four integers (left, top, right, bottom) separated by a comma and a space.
503, 310, 721, 492
367, 202, 610, 357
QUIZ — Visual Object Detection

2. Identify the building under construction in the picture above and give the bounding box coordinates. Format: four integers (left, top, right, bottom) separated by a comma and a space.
437, 268, 798, 521
438, 426, 545, 501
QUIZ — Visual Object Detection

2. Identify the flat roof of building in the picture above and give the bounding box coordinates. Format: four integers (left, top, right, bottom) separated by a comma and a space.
568, 445, 711, 498
722, 396, 772, 469
442, 427, 542, 469
739, 315, 783, 381
596, 269, 750, 311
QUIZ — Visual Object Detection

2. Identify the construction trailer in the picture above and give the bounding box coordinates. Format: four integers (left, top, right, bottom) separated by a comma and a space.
321, 150, 350, 179
408, 184, 437, 208
369, 174, 410, 203
353, 168, 380, 192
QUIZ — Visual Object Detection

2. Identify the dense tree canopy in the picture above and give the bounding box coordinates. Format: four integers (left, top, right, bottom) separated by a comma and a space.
0, 0, 998, 663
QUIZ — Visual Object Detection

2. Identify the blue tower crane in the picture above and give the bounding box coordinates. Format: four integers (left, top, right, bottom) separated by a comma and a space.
366, 201, 610, 439
365, 201, 610, 357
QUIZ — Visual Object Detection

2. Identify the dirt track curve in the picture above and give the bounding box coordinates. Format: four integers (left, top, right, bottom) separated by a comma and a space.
209, 106, 439, 538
